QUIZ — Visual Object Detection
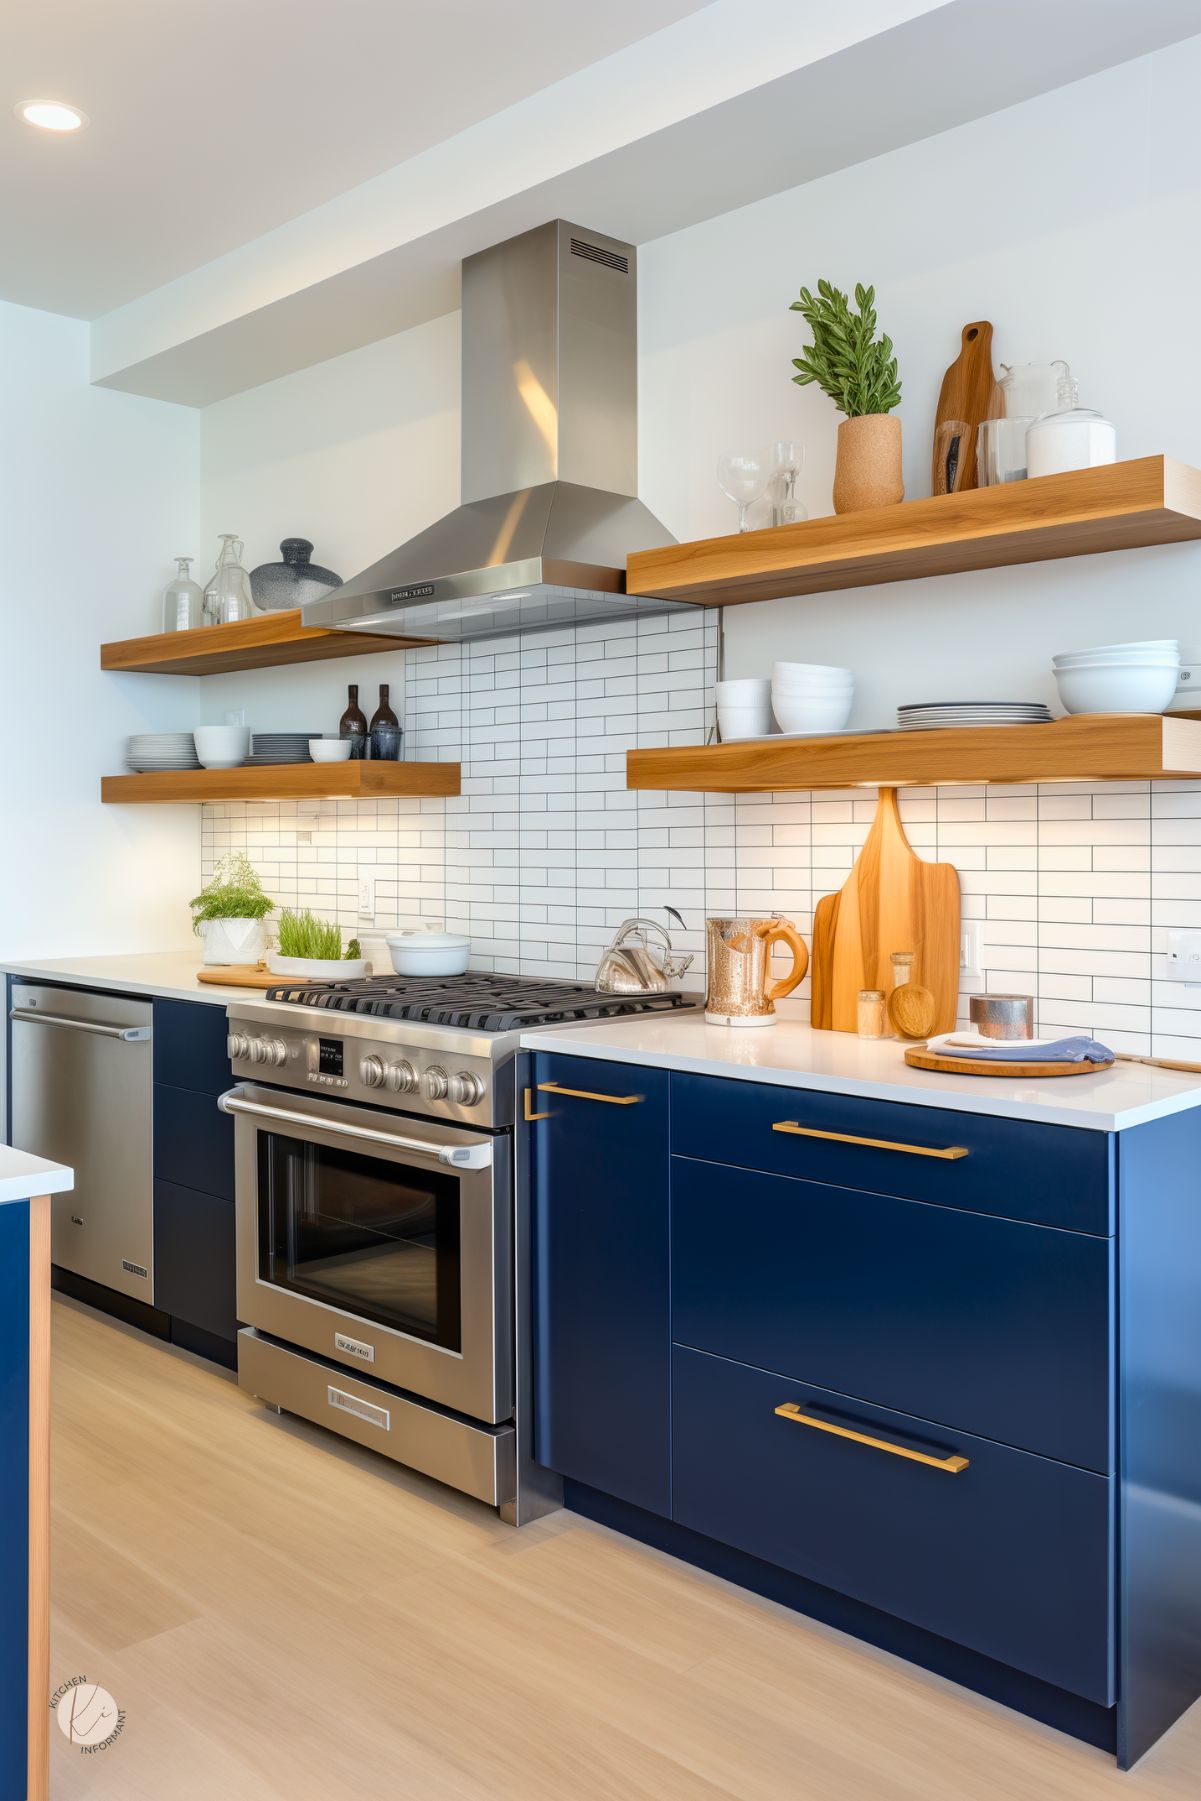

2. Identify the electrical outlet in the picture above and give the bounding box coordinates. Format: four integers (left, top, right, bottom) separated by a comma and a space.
1165, 929, 1201, 982
961, 921, 984, 979
358, 877, 375, 921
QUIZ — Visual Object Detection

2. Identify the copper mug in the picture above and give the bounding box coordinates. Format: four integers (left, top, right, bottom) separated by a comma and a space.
705, 916, 809, 1027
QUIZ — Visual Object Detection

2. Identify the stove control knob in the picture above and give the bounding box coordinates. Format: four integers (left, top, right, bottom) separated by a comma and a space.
449, 1071, 485, 1106
360, 1055, 385, 1088
264, 1039, 288, 1068
422, 1065, 450, 1101
227, 1032, 250, 1061
248, 1037, 269, 1065
386, 1060, 418, 1094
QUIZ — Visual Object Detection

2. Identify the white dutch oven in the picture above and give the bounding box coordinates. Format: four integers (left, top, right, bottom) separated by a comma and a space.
386, 930, 472, 976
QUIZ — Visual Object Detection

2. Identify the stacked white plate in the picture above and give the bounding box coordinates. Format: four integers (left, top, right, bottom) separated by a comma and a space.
897, 702, 1052, 731
247, 731, 322, 766
125, 732, 201, 773
1052, 640, 1180, 715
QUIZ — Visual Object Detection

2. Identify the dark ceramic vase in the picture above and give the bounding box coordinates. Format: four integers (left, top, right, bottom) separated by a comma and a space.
249, 538, 343, 611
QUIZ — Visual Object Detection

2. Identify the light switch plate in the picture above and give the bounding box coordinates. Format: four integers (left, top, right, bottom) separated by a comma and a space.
961, 921, 984, 979
1165, 928, 1201, 981
358, 877, 375, 921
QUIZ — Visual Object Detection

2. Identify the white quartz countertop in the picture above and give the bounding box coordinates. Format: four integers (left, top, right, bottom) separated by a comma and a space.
3, 951, 284, 1010
0, 1146, 72, 1205
520, 1006, 1201, 1132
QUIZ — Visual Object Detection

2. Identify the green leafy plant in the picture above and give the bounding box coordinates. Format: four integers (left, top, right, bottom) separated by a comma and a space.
190, 853, 274, 934
789, 280, 901, 417
276, 909, 357, 961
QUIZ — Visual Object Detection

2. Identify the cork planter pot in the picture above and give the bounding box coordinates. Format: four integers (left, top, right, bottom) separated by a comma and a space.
833, 413, 904, 514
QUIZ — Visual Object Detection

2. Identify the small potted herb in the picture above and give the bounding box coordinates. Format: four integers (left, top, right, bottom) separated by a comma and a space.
789, 280, 902, 512
268, 909, 368, 980
190, 853, 275, 966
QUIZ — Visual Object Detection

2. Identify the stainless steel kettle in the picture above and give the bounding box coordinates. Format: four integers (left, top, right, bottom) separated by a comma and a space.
596, 908, 692, 995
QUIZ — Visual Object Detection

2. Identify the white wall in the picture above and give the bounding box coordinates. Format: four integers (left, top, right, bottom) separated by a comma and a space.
199, 313, 461, 734
0, 300, 200, 958
638, 41, 1201, 713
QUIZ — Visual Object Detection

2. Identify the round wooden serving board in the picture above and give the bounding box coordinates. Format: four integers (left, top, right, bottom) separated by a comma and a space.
905, 1046, 1101, 1079
196, 964, 281, 990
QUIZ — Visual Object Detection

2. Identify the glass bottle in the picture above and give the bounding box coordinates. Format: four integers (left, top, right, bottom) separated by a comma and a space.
339, 684, 368, 760
369, 683, 403, 761
203, 535, 255, 626
857, 989, 886, 1038
161, 556, 204, 632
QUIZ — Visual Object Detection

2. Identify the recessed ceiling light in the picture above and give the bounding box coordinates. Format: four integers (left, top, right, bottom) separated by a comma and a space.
15, 99, 88, 132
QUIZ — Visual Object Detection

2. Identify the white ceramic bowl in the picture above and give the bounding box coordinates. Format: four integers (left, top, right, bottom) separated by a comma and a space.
1054, 663, 1181, 715
715, 678, 771, 701
193, 725, 251, 769
771, 680, 854, 696
1053, 639, 1177, 661
772, 662, 853, 682
1053, 646, 1179, 665
267, 952, 369, 980
773, 695, 854, 733
308, 738, 353, 763
386, 931, 472, 977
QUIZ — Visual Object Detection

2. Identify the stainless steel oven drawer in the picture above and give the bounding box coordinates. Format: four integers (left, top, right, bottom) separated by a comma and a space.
238, 1330, 516, 1507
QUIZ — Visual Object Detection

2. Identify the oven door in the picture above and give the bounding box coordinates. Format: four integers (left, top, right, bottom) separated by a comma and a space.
220, 1084, 511, 1423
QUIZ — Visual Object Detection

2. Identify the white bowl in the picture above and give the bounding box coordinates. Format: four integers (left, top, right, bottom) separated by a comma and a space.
1054, 639, 1177, 661
1054, 663, 1181, 715
193, 725, 251, 769
309, 738, 353, 763
773, 696, 854, 733
715, 678, 771, 701
772, 662, 854, 682
386, 931, 472, 976
771, 680, 854, 696
267, 952, 369, 980
1053, 647, 1180, 667
718, 711, 772, 738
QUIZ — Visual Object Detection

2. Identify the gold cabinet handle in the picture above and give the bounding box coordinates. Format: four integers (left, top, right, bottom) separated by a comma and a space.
772, 1122, 968, 1161
774, 1402, 969, 1473
537, 1082, 643, 1106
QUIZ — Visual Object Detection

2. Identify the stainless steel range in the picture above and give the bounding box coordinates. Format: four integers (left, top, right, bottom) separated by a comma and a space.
220, 974, 690, 1523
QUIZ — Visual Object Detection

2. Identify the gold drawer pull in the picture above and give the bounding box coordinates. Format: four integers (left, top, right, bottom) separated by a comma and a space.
772, 1121, 968, 1161
524, 1083, 643, 1120
774, 1402, 969, 1473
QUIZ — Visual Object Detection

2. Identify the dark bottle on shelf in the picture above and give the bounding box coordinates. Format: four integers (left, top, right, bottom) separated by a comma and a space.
369, 683, 403, 761
339, 683, 368, 760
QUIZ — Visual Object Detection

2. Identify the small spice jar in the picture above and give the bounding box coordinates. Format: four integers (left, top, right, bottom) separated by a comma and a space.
857, 989, 886, 1039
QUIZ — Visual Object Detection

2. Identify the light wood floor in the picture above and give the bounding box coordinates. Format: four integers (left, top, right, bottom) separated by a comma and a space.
49, 1296, 1201, 1800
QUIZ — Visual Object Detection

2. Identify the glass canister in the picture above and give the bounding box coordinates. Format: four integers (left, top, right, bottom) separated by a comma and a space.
1026, 369, 1116, 478
203, 535, 255, 626
161, 556, 204, 632
857, 989, 886, 1038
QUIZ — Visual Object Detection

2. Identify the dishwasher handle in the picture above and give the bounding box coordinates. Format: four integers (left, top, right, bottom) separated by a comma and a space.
217, 1090, 493, 1171
9, 1008, 151, 1043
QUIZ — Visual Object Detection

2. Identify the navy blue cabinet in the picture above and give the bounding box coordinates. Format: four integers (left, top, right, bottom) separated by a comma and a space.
153, 1180, 236, 1342
528, 1052, 671, 1515
672, 1158, 1112, 1472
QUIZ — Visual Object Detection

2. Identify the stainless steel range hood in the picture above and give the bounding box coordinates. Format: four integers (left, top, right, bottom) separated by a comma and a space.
302, 221, 692, 643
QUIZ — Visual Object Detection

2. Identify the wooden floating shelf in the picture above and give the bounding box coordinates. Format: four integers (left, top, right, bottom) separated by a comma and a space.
627, 714, 1201, 793
626, 457, 1201, 605
100, 609, 427, 676
101, 762, 460, 804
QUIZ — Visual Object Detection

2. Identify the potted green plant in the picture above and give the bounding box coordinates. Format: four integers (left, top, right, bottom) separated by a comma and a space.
789, 280, 902, 513
267, 910, 368, 980
190, 853, 275, 967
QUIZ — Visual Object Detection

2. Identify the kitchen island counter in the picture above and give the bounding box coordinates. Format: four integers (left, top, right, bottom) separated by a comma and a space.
521, 1004, 1201, 1132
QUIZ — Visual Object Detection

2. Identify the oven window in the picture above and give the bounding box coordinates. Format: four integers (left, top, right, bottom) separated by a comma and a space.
257, 1132, 462, 1351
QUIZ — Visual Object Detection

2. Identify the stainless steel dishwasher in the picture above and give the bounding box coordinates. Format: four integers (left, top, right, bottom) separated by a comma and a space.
10, 982, 154, 1301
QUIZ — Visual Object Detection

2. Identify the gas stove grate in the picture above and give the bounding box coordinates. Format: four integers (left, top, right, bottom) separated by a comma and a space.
263, 971, 692, 1033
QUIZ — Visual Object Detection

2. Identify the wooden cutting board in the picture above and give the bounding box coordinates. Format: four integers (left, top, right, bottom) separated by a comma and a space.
931, 320, 999, 493
810, 788, 960, 1034
196, 964, 282, 989
905, 1047, 1097, 1079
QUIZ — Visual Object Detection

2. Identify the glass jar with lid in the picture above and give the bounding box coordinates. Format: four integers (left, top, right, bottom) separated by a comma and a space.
203, 535, 255, 626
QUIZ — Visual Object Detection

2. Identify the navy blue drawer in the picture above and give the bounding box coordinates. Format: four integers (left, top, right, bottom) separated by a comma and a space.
671, 1073, 1113, 1234
672, 1346, 1114, 1705
153, 1181, 237, 1342
153, 999, 232, 1097
154, 1084, 234, 1200
673, 1159, 1112, 1472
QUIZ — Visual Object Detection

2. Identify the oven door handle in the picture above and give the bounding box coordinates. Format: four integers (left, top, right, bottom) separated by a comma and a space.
217, 1090, 494, 1170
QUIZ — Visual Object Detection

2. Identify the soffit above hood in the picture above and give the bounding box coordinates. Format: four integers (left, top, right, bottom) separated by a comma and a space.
302, 220, 690, 643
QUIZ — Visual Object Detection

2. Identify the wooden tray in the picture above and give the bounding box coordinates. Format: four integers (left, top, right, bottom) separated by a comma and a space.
195, 965, 281, 990
905, 1046, 1104, 1079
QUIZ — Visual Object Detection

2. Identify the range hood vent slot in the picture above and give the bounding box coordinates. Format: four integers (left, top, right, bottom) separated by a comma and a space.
569, 237, 629, 274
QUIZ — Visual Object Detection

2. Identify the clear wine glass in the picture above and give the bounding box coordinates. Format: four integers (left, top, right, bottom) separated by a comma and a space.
716, 449, 769, 533
770, 440, 808, 525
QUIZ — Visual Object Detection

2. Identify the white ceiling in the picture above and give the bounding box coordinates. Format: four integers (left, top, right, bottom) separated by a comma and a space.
0, 0, 710, 318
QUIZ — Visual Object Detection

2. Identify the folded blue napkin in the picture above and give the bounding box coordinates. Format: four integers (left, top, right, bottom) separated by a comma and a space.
955, 1035, 1114, 1065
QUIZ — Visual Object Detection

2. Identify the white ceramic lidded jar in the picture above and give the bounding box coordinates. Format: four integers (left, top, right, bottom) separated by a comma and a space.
1026, 368, 1116, 478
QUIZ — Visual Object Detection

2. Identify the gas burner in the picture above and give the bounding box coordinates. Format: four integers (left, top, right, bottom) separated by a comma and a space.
263, 971, 691, 1034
